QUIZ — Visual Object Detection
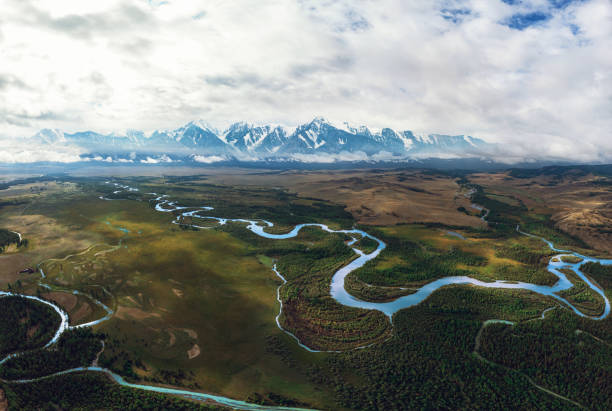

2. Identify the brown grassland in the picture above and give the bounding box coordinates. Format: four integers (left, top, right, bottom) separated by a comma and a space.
201, 169, 485, 227
468, 171, 612, 254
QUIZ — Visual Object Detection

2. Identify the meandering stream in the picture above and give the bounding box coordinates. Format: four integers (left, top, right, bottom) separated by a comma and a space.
154, 191, 611, 321
1, 181, 610, 410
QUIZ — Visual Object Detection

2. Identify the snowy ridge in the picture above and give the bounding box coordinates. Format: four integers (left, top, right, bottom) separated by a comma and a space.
28, 117, 492, 163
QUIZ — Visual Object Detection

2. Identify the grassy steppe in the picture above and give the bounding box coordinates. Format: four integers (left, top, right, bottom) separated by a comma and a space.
31, 192, 339, 408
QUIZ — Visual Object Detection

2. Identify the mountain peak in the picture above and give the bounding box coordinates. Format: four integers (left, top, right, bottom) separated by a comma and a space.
310, 116, 329, 126
29, 118, 493, 163
225, 121, 251, 132
185, 119, 218, 133
33, 128, 66, 144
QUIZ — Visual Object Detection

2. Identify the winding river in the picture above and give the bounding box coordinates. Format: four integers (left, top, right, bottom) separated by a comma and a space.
1, 181, 611, 410
155, 190, 611, 321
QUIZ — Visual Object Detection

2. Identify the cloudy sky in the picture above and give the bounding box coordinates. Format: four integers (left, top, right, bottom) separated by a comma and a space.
0, 0, 611, 162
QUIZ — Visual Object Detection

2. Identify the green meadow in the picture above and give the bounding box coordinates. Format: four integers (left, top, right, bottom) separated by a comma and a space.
30, 187, 340, 407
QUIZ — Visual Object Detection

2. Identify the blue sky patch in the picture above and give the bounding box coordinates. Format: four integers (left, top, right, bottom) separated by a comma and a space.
504, 11, 551, 30
193, 11, 206, 20
569, 23, 580, 35
502, 0, 583, 8
548, 0, 582, 9
440, 8, 471, 24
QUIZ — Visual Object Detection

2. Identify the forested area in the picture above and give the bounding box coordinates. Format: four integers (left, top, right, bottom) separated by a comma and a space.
352, 236, 379, 253
352, 229, 487, 286
557, 269, 605, 316
490, 264, 558, 286
469, 184, 526, 227
0, 175, 61, 191
522, 221, 590, 249
302, 289, 570, 410
0, 296, 60, 357
344, 273, 415, 302
581, 262, 612, 290
0, 328, 102, 380
0, 228, 21, 252
508, 164, 612, 179
2, 373, 220, 410
494, 241, 553, 266
478, 309, 612, 409
274, 233, 390, 350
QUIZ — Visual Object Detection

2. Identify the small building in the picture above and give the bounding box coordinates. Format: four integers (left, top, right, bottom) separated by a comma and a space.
19, 267, 35, 274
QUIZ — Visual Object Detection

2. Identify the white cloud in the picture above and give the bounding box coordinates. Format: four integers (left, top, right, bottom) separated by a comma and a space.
0, 0, 610, 162
192, 154, 225, 164
139, 154, 174, 164
0, 133, 85, 163
290, 150, 407, 163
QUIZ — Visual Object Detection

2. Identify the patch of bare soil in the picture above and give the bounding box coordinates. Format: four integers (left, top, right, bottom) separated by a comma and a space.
187, 343, 201, 359
181, 328, 198, 339
0, 388, 8, 411
167, 330, 176, 347
123, 296, 140, 307
26, 323, 41, 339
115, 305, 161, 321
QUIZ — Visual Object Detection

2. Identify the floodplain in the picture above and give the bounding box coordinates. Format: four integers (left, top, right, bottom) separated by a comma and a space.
0, 167, 610, 410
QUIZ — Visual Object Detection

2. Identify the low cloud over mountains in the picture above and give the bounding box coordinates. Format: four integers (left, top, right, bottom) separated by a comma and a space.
15, 117, 495, 165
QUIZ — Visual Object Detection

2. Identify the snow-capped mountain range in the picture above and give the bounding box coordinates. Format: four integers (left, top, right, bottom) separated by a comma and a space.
30, 117, 492, 164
